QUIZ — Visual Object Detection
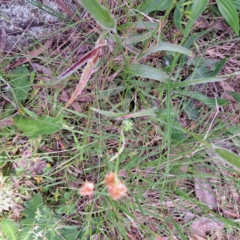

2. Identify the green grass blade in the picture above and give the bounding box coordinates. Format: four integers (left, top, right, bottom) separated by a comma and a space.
214, 146, 240, 172
172, 77, 227, 87
216, 0, 239, 36
108, 31, 153, 44
177, 91, 229, 108
118, 21, 158, 30
118, 108, 158, 119
140, 43, 193, 59
78, 0, 115, 30
173, 0, 185, 32
186, 58, 227, 80
230, 92, 240, 103
138, 0, 173, 13
91, 108, 126, 118
129, 64, 168, 83
0, 219, 18, 240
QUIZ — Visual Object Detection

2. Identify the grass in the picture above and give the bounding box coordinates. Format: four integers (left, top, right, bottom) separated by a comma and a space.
0, 0, 240, 239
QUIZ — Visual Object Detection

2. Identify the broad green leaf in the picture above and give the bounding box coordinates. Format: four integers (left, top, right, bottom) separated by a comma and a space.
0, 219, 18, 240
129, 64, 168, 83
216, 0, 239, 36
214, 146, 240, 172
20, 193, 43, 240
172, 77, 227, 87
140, 43, 193, 59
22, 193, 43, 222
78, 0, 115, 30
138, 0, 173, 13
184, 29, 213, 50
185, 0, 209, 36
177, 91, 229, 108
230, 92, 240, 103
10, 66, 31, 105
13, 115, 62, 138
61, 229, 80, 239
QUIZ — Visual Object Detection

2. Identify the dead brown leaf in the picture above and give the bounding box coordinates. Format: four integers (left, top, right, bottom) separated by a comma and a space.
30, 160, 47, 176
194, 166, 218, 210
31, 63, 51, 76
57, 39, 106, 115
191, 217, 224, 238
56, 43, 106, 82
59, 89, 92, 104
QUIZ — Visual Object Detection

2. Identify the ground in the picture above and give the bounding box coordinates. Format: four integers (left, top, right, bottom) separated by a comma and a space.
0, 0, 240, 239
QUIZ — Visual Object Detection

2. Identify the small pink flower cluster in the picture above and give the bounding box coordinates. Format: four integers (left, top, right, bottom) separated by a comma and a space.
79, 172, 127, 201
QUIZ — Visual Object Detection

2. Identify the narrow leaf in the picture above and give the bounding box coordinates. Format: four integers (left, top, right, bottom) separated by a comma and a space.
177, 91, 229, 108
173, 0, 185, 32
186, 58, 226, 80
108, 31, 153, 45
172, 77, 227, 87
118, 21, 158, 30
57, 39, 105, 115
216, 0, 239, 35
56, 43, 106, 82
214, 146, 240, 172
230, 92, 240, 103
185, 0, 209, 36
138, 0, 173, 13
117, 108, 158, 120
91, 108, 126, 117
140, 43, 193, 59
129, 64, 168, 83
78, 0, 115, 30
